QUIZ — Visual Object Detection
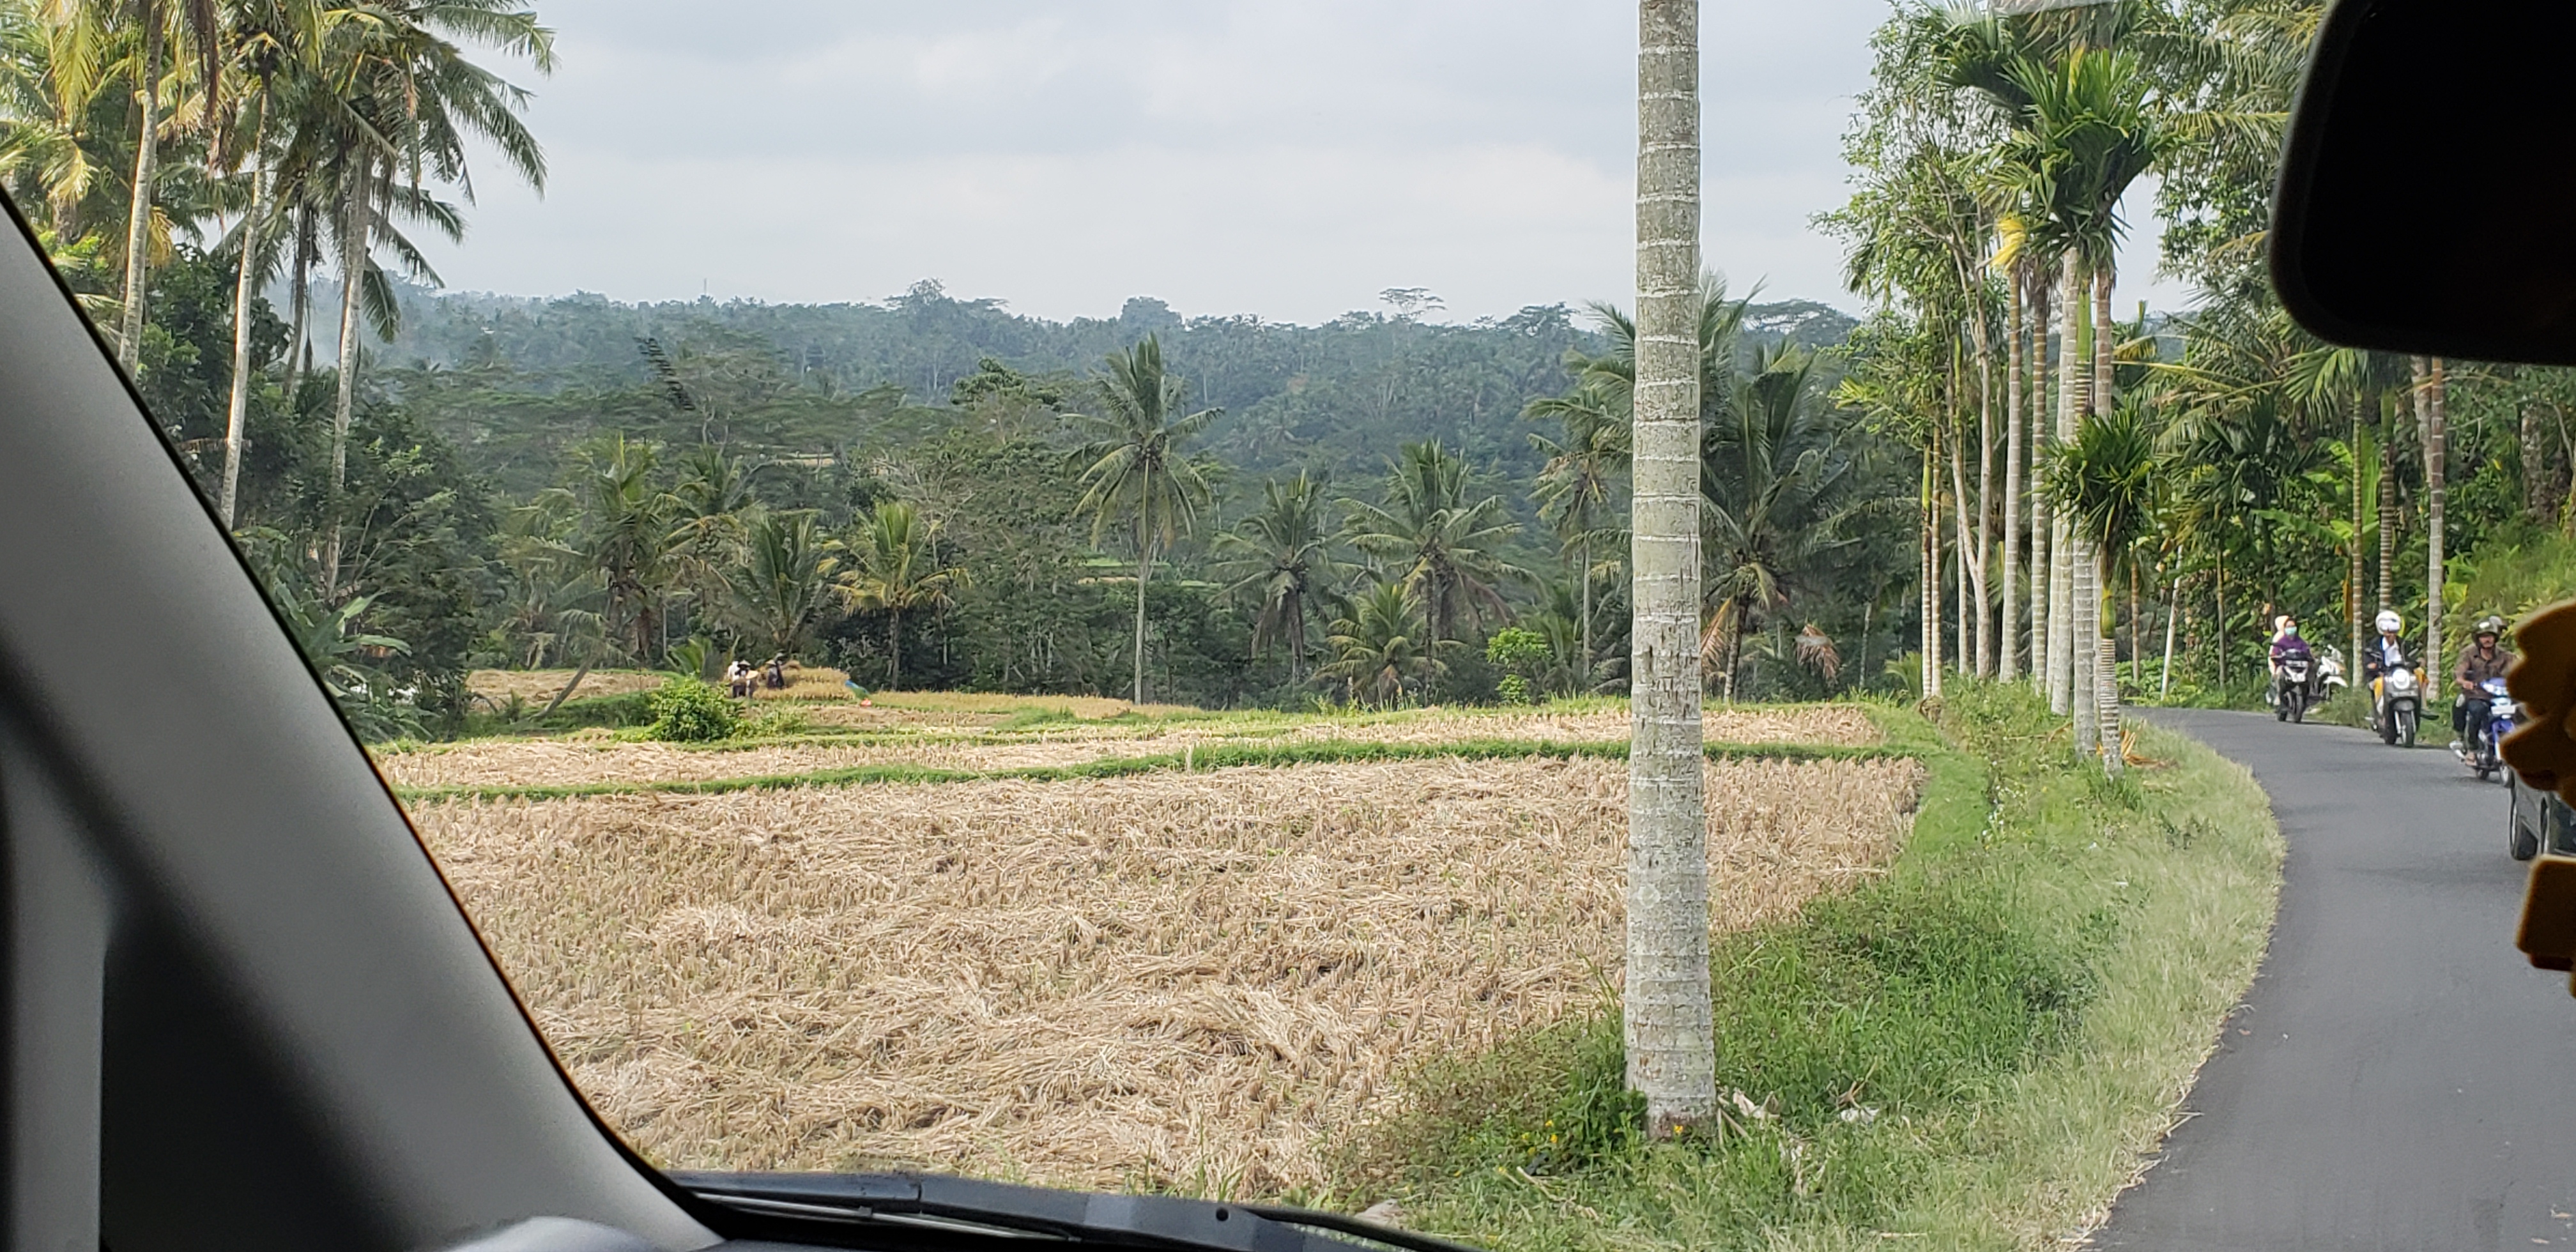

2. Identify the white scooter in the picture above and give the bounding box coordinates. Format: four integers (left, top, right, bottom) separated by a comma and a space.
2317, 644, 2349, 696
2374, 661, 2425, 747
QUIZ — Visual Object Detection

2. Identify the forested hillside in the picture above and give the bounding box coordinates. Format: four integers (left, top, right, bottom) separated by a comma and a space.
365, 282, 1857, 498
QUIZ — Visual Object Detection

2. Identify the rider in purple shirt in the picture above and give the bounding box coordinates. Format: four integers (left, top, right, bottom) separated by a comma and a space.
2269, 616, 2315, 702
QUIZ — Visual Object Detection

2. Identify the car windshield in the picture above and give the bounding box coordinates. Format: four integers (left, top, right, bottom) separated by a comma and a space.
16, 0, 2567, 1247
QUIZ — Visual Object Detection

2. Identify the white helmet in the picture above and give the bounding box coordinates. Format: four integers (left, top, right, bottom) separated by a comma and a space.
2376, 609, 2404, 634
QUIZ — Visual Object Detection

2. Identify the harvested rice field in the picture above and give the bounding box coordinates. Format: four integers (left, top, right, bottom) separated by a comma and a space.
378, 705, 1882, 793
416, 752, 1925, 1194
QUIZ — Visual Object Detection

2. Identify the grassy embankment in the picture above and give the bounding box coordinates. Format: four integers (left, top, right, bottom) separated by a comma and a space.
1334, 683, 2282, 1251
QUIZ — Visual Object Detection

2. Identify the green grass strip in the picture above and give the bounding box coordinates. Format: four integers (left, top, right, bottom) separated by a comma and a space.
392, 737, 1901, 804
1321, 685, 2283, 1251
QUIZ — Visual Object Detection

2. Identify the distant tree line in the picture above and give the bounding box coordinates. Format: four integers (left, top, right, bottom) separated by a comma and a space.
0, 0, 1927, 739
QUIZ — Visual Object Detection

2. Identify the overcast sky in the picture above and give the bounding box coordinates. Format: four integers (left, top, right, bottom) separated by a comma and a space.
412, 1, 2186, 325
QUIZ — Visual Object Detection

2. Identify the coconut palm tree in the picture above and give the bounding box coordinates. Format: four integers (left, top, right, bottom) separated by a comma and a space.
1066, 333, 1220, 705
1213, 471, 1339, 675
1342, 441, 1524, 652
841, 499, 965, 692
555, 434, 676, 664
1700, 344, 1873, 701
494, 493, 604, 670
0, 3, 113, 246
215, 0, 328, 527
2283, 336, 2412, 669
664, 440, 756, 623
1314, 581, 1441, 709
104, 0, 220, 374
724, 510, 843, 662
307, 0, 553, 595
1626, 0, 1712, 1140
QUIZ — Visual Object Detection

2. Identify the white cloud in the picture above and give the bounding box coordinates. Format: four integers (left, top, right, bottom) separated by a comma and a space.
415, 0, 2191, 323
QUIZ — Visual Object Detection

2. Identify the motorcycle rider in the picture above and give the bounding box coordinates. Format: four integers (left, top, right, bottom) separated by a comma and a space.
2365, 609, 2414, 731
2365, 609, 2411, 681
2452, 615, 2517, 750
2270, 617, 2316, 702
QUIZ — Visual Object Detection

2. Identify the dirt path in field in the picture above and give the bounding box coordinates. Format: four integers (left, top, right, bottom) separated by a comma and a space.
379, 706, 1882, 792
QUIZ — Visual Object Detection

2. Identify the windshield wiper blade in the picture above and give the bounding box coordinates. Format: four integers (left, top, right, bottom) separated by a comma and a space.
668, 1171, 1487, 1252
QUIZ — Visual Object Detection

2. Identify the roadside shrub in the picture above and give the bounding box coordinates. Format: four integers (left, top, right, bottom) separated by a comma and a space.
647, 678, 740, 742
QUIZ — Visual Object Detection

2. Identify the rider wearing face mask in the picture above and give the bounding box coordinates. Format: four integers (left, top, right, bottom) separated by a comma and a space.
2269, 616, 2314, 678
2453, 615, 2517, 749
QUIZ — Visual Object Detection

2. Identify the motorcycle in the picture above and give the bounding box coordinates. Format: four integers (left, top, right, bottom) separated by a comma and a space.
2317, 645, 2349, 695
2273, 654, 2316, 722
2374, 661, 2424, 747
2457, 675, 2519, 782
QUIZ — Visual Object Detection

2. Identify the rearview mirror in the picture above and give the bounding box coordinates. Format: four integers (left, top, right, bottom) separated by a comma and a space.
2274, 0, 2576, 365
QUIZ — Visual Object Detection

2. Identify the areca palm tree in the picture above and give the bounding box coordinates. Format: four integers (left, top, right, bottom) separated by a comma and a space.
1342, 441, 1524, 652
1067, 333, 1219, 705
842, 499, 965, 692
2002, 45, 2165, 742
2044, 403, 2159, 770
1526, 376, 1628, 689
1213, 471, 1338, 675
1314, 581, 1441, 709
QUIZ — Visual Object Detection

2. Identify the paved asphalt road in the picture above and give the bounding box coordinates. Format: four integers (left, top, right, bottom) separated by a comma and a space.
2092, 709, 2576, 1252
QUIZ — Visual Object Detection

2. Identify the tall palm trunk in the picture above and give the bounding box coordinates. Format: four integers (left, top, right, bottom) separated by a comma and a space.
2216, 547, 2228, 688
2350, 388, 2367, 674
2098, 634, 2123, 776
2073, 531, 2097, 751
1976, 311, 1997, 678
220, 124, 269, 529
2028, 273, 2051, 695
1949, 407, 1977, 679
2129, 562, 2142, 699
888, 607, 903, 690
2522, 385, 2568, 526
2418, 356, 2446, 680
2048, 250, 2082, 714
1926, 438, 1945, 694
2162, 574, 2181, 697
1626, 0, 1712, 1140
2090, 262, 2117, 755
1921, 472, 1935, 696
1579, 533, 1593, 691
284, 208, 314, 404
1133, 471, 1154, 705
2379, 392, 2396, 612
116, 17, 164, 374
323, 163, 371, 600
2000, 266, 2025, 682
1960, 310, 1995, 678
